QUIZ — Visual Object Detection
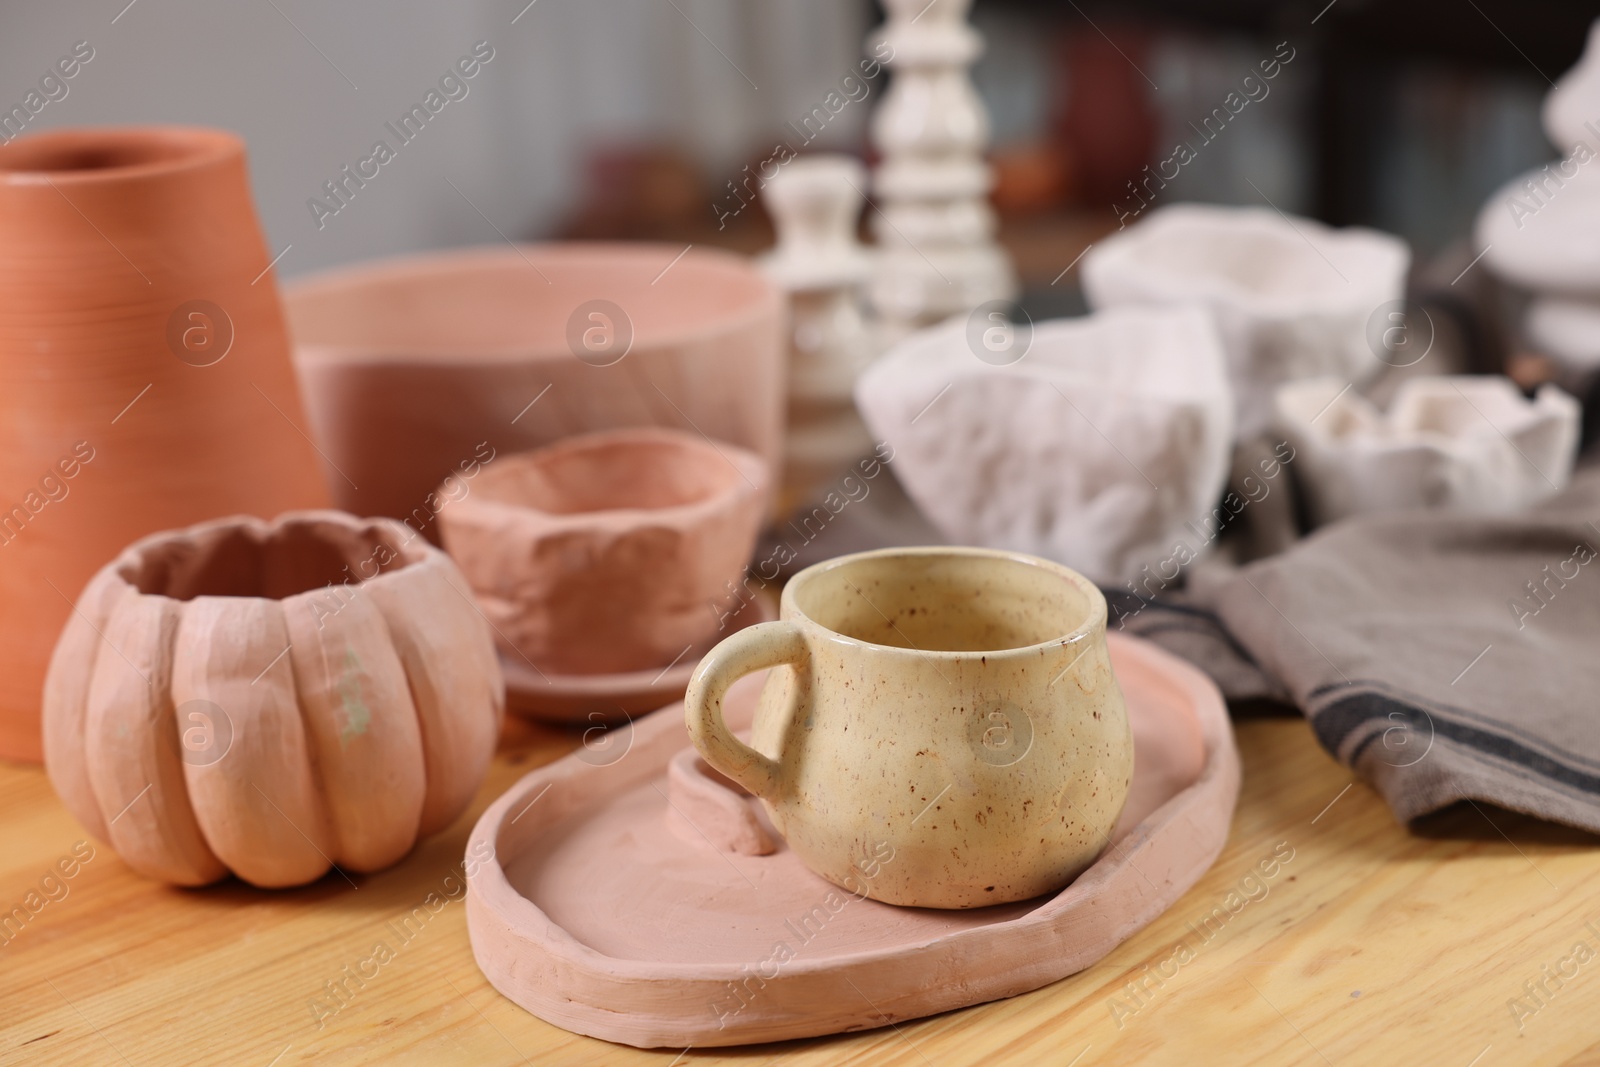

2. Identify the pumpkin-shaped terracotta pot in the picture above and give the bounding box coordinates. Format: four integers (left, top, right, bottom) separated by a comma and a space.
0, 126, 333, 762
41, 511, 504, 888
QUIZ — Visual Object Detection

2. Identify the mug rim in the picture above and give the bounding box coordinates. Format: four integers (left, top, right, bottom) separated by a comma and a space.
779, 546, 1108, 659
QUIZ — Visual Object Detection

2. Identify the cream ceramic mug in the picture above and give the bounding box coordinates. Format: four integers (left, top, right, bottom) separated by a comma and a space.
685, 546, 1132, 909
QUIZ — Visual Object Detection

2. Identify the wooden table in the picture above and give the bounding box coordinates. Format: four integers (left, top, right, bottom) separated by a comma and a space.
5, 707, 1600, 1066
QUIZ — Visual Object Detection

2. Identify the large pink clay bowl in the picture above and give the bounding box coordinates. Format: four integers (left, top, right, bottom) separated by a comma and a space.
438, 427, 769, 678
284, 243, 786, 529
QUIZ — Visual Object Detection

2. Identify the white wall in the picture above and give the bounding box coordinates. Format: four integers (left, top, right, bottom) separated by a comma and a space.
0, 0, 869, 278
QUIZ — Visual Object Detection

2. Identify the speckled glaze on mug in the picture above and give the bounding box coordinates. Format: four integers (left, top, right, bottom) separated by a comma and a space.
685, 546, 1132, 908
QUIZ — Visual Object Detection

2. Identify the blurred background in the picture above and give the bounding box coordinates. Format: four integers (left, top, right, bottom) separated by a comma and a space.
2, 0, 1587, 305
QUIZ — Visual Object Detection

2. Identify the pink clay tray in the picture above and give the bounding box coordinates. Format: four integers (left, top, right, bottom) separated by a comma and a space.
465, 631, 1240, 1048
498, 595, 776, 724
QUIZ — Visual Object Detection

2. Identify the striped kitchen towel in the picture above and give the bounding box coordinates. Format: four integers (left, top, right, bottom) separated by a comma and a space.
1125, 465, 1600, 833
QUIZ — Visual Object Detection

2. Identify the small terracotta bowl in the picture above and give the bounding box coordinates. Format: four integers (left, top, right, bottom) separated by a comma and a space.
41, 511, 503, 889
438, 428, 768, 676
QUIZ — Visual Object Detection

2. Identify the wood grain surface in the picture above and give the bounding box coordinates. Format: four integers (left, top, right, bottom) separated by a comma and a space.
4, 707, 1600, 1066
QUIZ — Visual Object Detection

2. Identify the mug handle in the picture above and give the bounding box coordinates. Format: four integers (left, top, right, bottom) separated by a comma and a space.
684, 621, 807, 803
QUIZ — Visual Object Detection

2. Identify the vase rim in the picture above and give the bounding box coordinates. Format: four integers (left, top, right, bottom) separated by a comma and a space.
0, 125, 242, 185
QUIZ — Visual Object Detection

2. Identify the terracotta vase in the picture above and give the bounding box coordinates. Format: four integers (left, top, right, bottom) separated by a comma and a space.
41, 511, 503, 888
284, 243, 785, 535
0, 126, 332, 763
438, 428, 767, 677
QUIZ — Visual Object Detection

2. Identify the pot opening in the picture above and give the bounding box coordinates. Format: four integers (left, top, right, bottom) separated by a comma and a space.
1127, 222, 1343, 297
474, 432, 739, 516
791, 552, 1097, 654
0, 128, 236, 179
119, 517, 423, 602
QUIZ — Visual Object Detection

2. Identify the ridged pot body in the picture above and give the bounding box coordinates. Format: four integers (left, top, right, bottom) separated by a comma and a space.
40, 511, 503, 888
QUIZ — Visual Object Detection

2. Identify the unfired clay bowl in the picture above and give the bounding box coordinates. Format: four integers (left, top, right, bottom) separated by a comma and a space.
42, 511, 503, 888
284, 243, 784, 530
438, 428, 768, 679
1275, 375, 1580, 525
686, 546, 1133, 909
854, 306, 1233, 586
1083, 203, 1410, 440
